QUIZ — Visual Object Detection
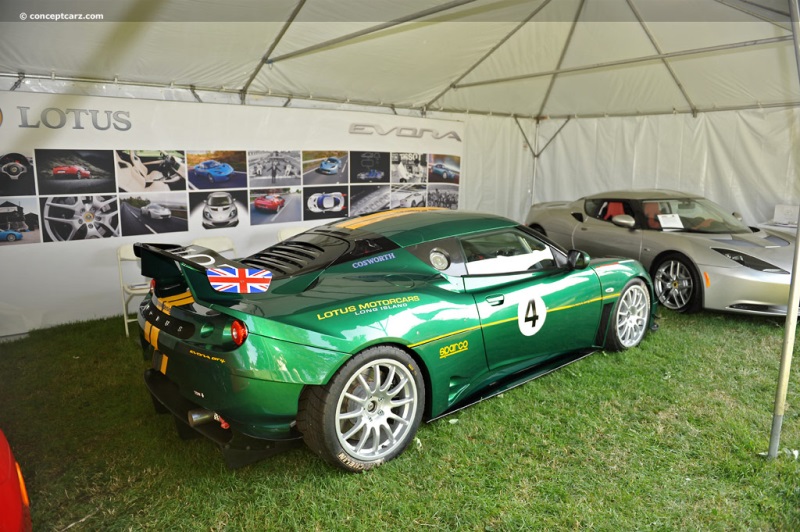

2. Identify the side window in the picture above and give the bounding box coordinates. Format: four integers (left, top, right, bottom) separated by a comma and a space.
589, 199, 634, 222
585, 199, 604, 218
460, 229, 557, 275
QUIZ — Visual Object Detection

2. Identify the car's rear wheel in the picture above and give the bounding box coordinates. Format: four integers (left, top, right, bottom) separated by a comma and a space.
6, 234, 16, 242
606, 279, 650, 351
652, 253, 702, 313
298, 346, 424, 472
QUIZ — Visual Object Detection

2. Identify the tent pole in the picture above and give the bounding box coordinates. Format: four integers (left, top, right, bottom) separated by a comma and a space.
532, 118, 540, 207
767, 0, 800, 459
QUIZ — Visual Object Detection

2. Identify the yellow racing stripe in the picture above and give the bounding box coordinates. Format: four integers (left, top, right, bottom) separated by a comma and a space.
335, 207, 444, 230
408, 293, 619, 349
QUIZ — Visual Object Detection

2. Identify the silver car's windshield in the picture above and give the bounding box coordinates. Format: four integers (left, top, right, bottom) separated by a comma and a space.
642, 198, 749, 234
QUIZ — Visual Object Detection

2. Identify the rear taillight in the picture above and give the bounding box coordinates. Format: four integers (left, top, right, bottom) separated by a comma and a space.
231, 319, 248, 346
149, 279, 156, 292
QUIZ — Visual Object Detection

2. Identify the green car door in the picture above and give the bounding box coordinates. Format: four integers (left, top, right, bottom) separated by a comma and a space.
459, 228, 603, 371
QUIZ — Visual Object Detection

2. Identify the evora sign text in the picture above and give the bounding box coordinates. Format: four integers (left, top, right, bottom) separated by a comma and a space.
15, 106, 132, 131
349, 124, 461, 142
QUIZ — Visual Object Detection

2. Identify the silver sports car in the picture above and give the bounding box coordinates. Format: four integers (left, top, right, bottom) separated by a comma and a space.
526, 189, 796, 316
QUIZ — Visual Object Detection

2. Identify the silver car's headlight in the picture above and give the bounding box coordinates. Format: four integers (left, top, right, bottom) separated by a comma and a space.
712, 248, 788, 273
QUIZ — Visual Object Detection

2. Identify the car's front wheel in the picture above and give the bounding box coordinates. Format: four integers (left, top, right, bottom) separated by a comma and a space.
6, 234, 16, 242
605, 279, 650, 351
652, 253, 702, 313
298, 346, 424, 472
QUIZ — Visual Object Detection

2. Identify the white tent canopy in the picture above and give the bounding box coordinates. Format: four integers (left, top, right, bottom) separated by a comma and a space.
1, 0, 798, 119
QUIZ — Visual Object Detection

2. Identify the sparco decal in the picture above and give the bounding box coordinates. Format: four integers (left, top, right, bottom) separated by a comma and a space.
17, 106, 132, 131
349, 123, 461, 142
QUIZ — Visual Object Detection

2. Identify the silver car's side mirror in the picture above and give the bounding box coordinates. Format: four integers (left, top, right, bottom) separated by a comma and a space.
611, 214, 636, 229
732, 212, 743, 221
567, 249, 590, 270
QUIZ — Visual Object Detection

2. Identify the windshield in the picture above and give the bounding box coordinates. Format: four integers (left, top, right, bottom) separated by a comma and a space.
642, 198, 750, 234
208, 195, 232, 207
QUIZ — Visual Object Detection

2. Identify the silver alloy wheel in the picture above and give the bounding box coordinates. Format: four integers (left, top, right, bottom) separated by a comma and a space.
615, 283, 649, 348
654, 259, 693, 310
335, 357, 418, 462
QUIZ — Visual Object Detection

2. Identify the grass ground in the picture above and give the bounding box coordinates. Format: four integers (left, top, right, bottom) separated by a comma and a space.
0, 310, 798, 530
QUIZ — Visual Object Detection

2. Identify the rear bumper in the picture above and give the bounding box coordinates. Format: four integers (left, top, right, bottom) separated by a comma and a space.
144, 368, 301, 468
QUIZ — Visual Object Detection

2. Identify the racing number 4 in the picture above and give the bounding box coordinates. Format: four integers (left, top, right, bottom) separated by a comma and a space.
517, 294, 546, 337
524, 299, 539, 328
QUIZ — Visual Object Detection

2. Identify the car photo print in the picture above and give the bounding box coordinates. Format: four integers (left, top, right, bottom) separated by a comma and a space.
135, 208, 656, 471
194, 160, 234, 184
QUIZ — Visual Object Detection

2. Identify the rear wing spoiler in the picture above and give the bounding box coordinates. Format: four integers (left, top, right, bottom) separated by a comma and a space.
134, 242, 262, 304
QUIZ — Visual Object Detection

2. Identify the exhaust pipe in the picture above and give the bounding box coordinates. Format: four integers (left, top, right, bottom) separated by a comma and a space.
187, 409, 231, 430
188, 408, 214, 427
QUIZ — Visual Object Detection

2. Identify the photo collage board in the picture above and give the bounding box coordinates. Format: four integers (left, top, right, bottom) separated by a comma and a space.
0, 149, 461, 245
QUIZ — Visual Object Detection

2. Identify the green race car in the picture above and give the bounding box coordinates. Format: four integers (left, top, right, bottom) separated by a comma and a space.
135, 208, 657, 471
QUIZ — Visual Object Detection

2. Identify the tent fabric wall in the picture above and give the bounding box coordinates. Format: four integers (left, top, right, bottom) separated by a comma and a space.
459, 114, 536, 222
533, 107, 800, 225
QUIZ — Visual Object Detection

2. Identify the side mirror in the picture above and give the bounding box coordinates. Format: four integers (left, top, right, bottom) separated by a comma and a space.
732, 212, 743, 221
611, 214, 636, 229
567, 249, 590, 270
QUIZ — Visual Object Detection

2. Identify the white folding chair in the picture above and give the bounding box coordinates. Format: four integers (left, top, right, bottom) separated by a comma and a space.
117, 244, 150, 338
191, 236, 236, 257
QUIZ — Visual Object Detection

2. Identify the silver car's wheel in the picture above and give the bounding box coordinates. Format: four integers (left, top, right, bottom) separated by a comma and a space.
653, 254, 702, 313
606, 279, 650, 350
298, 346, 424, 472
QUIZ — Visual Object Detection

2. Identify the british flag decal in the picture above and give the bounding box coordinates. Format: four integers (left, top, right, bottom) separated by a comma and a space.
206, 267, 273, 294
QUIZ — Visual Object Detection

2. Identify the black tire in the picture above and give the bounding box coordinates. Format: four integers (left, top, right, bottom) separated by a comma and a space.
6, 234, 16, 242
297, 345, 424, 472
605, 279, 651, 351
651, 253, 702, 313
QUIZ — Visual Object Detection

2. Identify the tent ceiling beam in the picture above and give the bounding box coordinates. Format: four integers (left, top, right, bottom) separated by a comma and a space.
535, 117, 572, 158
189, 85, 202, 103
513, 115, 537, 160
455, 35, 793, 90
627, 0, 698, 117
240, 0, 307, 104
424, 0, 554, 110
2, 75, 797, 121
537, 0, 586, 117
739, 0, 790, 17
10, 73, 24, 91
712, 0, 791, 29
266, 0, 479, 66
